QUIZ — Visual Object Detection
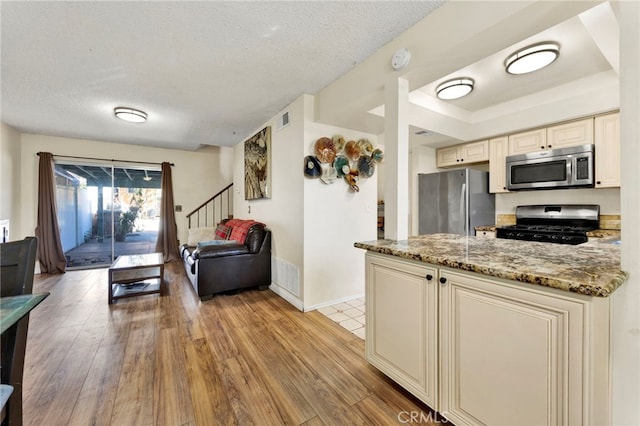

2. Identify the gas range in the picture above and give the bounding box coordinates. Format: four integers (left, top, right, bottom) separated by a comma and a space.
496, 205, 599, 245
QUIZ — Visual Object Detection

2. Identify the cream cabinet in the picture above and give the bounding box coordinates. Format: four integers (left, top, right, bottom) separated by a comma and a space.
547, 118, 594, 149
508, 119, 593, 156
436, 140, 489, 167
475, 230, 496, 238
364, 253, 612, 426
488, 136, 509, 193
438, 269, 610, 426
365, 253, 438, 408
507, 128, 547, 155
594, 112, 620, 188
436, 146, 460, 167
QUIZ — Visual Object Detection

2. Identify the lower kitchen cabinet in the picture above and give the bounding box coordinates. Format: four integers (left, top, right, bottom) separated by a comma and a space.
365, 253, 611, 426
365, 253, 438, 408
439, 269, 609, 426
475, 230, 496, 238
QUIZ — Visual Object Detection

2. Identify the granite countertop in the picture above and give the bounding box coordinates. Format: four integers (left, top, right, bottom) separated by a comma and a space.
586, 229, 621, 238
355, 234, 628, 297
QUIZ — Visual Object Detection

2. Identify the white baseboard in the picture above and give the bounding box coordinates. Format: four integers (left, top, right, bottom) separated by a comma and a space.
304, 293, 365, 313
269, 282, 304, 312
269, 284, 365, 314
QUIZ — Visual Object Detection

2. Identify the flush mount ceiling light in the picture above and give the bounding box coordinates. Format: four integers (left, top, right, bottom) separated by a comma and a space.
505, 42, 560, 75
114, 107, 147, 123
436, 78, 474, 100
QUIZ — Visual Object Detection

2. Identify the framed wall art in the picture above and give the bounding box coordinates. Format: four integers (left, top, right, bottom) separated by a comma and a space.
244, 126, 271, 200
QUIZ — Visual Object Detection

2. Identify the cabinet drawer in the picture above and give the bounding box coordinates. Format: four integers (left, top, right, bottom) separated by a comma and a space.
475, 230, 496, 238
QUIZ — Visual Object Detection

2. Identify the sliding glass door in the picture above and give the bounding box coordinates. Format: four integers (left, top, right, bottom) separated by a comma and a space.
54, 161, 162, 269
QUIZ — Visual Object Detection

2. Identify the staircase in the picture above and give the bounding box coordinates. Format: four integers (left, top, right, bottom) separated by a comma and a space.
186, 183, 234, 228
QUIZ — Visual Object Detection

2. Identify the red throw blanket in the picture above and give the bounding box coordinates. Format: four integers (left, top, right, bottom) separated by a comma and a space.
225, 219, 265, 244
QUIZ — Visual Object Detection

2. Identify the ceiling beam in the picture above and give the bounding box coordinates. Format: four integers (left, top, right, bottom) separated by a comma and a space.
315, 0, 603, 135
122, 168, 134, 181
579, 1, 620, 75
77, 165, 98, 180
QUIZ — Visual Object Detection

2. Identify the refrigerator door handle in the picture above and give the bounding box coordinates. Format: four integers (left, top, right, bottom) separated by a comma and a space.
461, 182, 468, 235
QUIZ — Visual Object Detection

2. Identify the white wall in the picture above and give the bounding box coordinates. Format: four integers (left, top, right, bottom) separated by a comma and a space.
233, 94, 378, 311
303, 96, 378, 310
19, 133, 233, 245
612, 1, 640, 423
0, 123, 22, 239
233, 95, 306, 309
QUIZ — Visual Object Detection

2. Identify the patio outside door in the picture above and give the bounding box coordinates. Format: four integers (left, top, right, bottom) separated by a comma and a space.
54, 161, 162, 269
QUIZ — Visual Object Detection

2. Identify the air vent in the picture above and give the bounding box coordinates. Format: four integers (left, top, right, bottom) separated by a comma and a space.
277, 111, 290, 130
271, 257, 300, 296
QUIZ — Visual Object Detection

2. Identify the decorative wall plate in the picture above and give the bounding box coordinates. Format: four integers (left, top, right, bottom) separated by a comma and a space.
345, 140, 361, 161
314, 137, 337, 163
358, 139, 374, 155
371, 148, 384, 163
332, 135, 346, 153
303, 156, 322, 178
334, 156, 350, 177
357, 156, 375, 178
320, 165, 338, 184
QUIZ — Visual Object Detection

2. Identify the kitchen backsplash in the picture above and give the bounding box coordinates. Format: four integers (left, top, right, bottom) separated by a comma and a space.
496, 214, 516, 227
599, 215, 621, 230
496, 214, 620, 230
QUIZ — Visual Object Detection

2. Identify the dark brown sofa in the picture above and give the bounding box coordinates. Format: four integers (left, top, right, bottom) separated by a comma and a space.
180, 220, 271, 300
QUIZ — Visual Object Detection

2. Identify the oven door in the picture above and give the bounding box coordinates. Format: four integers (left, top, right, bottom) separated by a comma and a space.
506, 155, 571, 190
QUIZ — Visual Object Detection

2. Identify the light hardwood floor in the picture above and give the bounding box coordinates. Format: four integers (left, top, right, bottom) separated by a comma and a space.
23, 262, 442, 425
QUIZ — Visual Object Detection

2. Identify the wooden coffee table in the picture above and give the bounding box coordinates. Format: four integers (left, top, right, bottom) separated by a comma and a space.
108, 253, 164, 304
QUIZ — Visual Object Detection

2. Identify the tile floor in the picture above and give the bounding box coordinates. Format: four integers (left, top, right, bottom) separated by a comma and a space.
317, 298, 365, 339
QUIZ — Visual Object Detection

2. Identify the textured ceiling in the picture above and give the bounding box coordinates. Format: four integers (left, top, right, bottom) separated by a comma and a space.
1, 1, 444, 151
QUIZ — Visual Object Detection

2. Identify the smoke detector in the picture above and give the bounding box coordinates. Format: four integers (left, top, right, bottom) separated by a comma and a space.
391, 48, 411, 71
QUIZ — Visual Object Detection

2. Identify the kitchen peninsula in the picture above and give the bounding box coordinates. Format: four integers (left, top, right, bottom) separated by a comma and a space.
355, 234, 627, 426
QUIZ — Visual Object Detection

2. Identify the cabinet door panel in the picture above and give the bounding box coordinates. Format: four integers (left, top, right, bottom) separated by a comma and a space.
460, 140, 489, 163
489, 137, 508, 193
547, 118, 594, 149
436, 146, 459, 167
594, 112, 620, 187
365, 253, 438, 407
440, 270, 585, 426
508, 129, 547, 155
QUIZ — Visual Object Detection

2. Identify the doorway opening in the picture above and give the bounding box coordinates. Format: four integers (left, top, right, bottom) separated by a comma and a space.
54, 161, 162, 269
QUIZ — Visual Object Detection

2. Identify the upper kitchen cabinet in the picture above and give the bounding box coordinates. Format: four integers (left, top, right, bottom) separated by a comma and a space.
547, 118, 594, 149
489, 136, 509, 193
436, 140, 489, 167
508, 119, 593, 156
507, 128, 546, 155
594, 112, 620, 188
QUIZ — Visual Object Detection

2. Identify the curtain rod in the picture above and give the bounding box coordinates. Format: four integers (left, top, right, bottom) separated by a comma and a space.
37, 152, 174, 167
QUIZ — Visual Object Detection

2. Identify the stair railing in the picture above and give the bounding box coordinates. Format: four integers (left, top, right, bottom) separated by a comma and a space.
186, 183, 234, 228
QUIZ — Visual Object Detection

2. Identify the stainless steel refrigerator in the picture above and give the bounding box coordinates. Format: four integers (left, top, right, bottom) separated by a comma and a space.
418, 169, 495, 235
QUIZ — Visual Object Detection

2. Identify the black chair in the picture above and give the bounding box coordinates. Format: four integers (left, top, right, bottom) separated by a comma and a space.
1, 237, 38, 426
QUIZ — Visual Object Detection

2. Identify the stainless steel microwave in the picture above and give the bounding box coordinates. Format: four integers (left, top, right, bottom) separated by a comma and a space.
506, 144, 594, 190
